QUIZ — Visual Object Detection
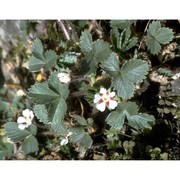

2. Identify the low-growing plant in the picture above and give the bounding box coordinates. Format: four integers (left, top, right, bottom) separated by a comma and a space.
0, 20, 179, 160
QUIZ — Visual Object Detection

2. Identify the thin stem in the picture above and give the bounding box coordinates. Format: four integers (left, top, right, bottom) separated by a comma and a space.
57, 20, 70, 41
69, 90, 86, 98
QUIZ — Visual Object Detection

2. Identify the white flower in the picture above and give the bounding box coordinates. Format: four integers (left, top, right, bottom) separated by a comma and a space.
60, 132, 73, 146
58, 72, 71, 84
16, 89, 25, 96
94, 87, 118, 112
17, 109, 34, 130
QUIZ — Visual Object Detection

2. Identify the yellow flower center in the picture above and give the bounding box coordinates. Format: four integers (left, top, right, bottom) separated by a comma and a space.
102, 94, 110, 102
25, 117, 30, 123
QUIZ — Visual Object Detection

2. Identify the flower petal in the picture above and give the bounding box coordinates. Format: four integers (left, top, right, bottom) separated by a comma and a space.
29, 111, 34, 119
17, 117, 26, 123
58, 73, 71, 84
108, 100, 118, 110
109, 91, 116, 97
26, 120, 32, 126
99, 87, 107, 95
22, 109, 30, 118
18, 124, 26, 130
96, 102, 106, 112
94, 94, 101, 103
60, 138, 68, 145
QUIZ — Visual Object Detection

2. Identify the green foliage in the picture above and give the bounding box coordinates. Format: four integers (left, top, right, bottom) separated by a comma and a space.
59, 52, 79, 66
1, 20, 179, 160
33, 104, 49, 124
128, 114, 155, 130
4, 122, 38, 155
70, 127, 93, 152
106, 111, 125, 130
29, 73, 69, 125
119, 27, 138, 52
0, 99, 8, 111
145, 146, 168, 160
101, 53, 149, 99
147, 21, 174, 55
80, 31, 93, 54
110, 20, 136, 29
123, 140, 135, 154
110, 27, 120, 50
110, 27, 138, 53
0, 142, 13, 160
4, 122, 32, 142
51, 122, 68, 136
106, 102, 155, 130
80, 31, 111, 74
29, 38, 58, 72
157, 67, 173, 77
73, 115, 88, 126
22, 135, 39, 154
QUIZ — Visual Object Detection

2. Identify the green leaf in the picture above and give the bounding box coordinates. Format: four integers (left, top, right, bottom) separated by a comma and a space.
32, 38, 44, 60
118, 27, 138, 52
100, 53, 120, 76
117, 102, 138, 116
29, 38, 58, 72
43, 50, 58, 71
106, 111, 125, 130
110, 27, 120, 49
112, 73, 135, 99
48, 72, 69, 99
128, 113, 155, 130
146, 21, 174, 55
80, 31, 93, 54
27, 124, 37, 136
105, 102, 155, 130
115, 60, 149, 99
47, 97, 67, 124
59, 52, 79, 65
4, 122, 31, 142
0, 142, 13, 160
28, 73, 69, 125
102, 55, 149, 99
28, 56, 45, 72
101, 52, 149, 100
120, 28, 131, 49
156, 27, 174, 44
73, 115, 88, 126
110, 20, 136, 29
70, 127, 93, 151
28, 82, 60, 104
22, 135, 39, 154
0, 151, 6, 160
147, 21, 161, 37
123, 37, 138, 52
50, 122, 68, 136
80, 32, 111, 74
0, 99, 8, 111
93, 39, 111, 62
34, 104, 49, 124
106, 102, 138, 130
157, 67, 173, 77
146, 36, 161, 55
121, 59, 149, 84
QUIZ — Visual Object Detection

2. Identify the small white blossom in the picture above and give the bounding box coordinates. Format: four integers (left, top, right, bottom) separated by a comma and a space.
58, 72, 71, 84
94, 87, 118, 112
17, 109, 34, 130
16, 89, 25, 96
60, 132, 73, 146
